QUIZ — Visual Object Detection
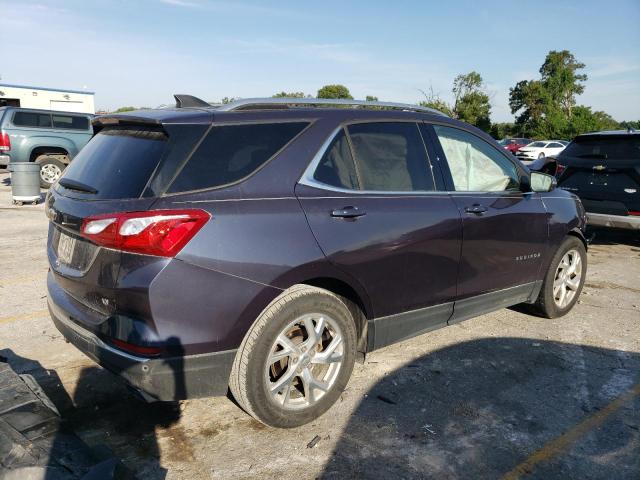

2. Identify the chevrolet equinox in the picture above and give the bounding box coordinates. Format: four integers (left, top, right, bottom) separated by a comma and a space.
46, 96, 588, 428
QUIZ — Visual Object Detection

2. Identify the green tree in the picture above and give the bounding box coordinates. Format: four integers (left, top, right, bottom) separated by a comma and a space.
490, 122, 518, 140
539, 50, 587, 118
365, 95, 378, 102
317, 84, 353, 99
113, 106, 136, 113
417, 86, 455, 117
452, 71, 492, 132
566, 106, 619, 137
272, 91, 306, 98
509, 50, 589, 138
220, 97, 236, 104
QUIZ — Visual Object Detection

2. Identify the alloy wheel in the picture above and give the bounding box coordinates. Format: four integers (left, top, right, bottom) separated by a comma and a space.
40, 164, 62, 184
553, 249, 583, 308
265, 313, 344, 410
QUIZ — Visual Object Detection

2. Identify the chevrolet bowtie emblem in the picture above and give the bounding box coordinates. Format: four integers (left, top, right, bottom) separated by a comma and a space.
593, 165, 606, 171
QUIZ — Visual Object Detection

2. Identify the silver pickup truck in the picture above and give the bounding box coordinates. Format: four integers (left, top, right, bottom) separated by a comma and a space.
0, 107, 93, 188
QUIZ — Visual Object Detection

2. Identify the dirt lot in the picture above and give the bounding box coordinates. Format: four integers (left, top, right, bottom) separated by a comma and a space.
0, 170, 638, 479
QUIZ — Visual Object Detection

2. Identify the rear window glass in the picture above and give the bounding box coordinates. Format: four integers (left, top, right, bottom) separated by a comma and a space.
347, 122, 434, 191
167, 122, 308, 193
60, 127, 167, 199
52, 114, 90, 130
13, 112, 52, 128
561, 137, 640, 160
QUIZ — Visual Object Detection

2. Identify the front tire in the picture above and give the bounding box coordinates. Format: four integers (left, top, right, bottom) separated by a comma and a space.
229, 285, 357, 428
36, 156, 66, 189
531, 236, 587, 318
538, 152, 546, 159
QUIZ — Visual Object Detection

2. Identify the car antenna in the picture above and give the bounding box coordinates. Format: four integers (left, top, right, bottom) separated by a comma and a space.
174, 94, 210, 108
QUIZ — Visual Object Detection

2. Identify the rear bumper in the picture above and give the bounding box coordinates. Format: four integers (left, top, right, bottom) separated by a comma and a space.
587, 212, 640, 230
48, 295, 237, 401
0, 154, 10, 167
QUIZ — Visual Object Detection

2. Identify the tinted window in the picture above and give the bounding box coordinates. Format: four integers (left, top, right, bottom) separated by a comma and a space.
346, 122, 434, 191
548, 142, 563, 148
561, 137, 640, 160
60, 127, 167, 199
434, 125, 520, 192
168, 122, 308, 193
313, 129, 359, 189
52, 114, 90, 130
13, 111, 52, 128
529, 141, 547, 148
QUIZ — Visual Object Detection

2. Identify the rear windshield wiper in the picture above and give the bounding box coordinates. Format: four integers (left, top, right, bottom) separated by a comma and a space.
58, 178, 99, 194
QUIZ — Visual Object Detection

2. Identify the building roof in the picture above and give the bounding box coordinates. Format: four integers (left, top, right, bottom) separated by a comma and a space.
0, 83, 95, 96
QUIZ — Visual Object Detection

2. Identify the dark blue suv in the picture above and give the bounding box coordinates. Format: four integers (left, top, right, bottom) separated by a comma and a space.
46, 96, 587, 428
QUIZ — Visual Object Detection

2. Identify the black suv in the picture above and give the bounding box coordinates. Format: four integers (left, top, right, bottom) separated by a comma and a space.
555, 129, 640, 230
47, 96, 587, 428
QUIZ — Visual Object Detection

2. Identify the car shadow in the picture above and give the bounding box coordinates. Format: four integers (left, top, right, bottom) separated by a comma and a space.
587, 227, 639, 247
0, 338, 185, 479
320, 337, 640, 479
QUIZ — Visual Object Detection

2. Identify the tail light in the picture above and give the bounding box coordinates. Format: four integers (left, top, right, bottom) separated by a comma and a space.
81, 209, 210, 257
555, 163, 566, 177
629, 211, 640, 216
0, 132, 10, 152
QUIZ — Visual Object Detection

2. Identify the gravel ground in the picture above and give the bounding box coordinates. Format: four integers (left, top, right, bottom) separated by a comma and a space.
0, 170, 638, 479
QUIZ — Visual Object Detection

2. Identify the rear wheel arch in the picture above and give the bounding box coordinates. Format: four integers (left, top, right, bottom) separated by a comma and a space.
300, 277, 370, 354
29, 146, 70, 163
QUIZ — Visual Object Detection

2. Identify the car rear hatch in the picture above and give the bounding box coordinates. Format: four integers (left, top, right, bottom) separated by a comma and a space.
47, 112, 211, 344
557, 134, 640, 216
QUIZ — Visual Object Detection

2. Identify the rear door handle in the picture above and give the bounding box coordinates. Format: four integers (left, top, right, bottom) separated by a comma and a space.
331, 206, 366, 218
464, 204, 488, 215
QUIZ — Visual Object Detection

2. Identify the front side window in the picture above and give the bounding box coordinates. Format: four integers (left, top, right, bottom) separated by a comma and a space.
168, 122, 308, 193
13, 111, 52, 128
434, 125, 520, 192
347, 122, 434, 191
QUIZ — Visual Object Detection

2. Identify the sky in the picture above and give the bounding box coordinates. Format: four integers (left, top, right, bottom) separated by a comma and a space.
1, 0, 639, 122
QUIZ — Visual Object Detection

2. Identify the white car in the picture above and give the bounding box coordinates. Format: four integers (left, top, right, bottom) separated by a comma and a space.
516, 140, 566, 163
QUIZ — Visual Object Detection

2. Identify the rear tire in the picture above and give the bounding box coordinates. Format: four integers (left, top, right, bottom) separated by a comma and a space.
36, 156, 67, 189
229, 285, 357, 428
530, 236, 587, 318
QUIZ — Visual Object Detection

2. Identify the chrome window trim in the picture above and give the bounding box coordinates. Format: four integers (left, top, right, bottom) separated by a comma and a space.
298, 125, 533, 197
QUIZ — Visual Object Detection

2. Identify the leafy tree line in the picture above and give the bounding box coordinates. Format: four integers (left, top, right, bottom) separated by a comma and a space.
111, 51, 636, 139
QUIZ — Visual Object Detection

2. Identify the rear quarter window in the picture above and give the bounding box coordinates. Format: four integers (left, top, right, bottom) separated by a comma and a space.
52, 114, 90, 130
167, 122, 308, 193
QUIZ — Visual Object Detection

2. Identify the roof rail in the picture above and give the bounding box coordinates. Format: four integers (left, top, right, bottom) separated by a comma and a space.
217, 97, 448, 116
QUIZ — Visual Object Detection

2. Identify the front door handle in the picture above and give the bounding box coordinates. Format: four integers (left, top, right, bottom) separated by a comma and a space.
331, 206, 366, 218
464, 204, 488, 215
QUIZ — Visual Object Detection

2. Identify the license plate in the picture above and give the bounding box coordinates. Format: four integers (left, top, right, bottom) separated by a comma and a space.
57, 233, 77, 265
590, 174, 608, 186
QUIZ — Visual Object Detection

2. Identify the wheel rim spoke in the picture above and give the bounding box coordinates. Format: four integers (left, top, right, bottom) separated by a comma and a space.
312, 335, 343, 364
552, 249, 583, 309
265, 312, 344, 410
269, 365, 297, 394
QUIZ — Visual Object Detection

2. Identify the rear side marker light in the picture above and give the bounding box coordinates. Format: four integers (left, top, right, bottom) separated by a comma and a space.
81, 209, 210, 257
109, 338, 164, 357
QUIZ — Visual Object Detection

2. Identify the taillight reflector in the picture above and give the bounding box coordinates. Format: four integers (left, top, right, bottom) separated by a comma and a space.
81, 209, 210, 257
0, 132, 10, 152
109, 338, 164, 357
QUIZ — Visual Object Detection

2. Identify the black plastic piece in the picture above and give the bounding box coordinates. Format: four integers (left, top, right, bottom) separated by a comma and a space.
174, 94, 210, 108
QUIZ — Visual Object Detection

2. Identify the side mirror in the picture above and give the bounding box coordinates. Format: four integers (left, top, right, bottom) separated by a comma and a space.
530, 171, 556, 192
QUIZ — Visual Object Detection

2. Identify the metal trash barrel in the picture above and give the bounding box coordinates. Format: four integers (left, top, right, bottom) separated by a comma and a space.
9, 162, 41, 205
